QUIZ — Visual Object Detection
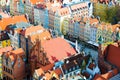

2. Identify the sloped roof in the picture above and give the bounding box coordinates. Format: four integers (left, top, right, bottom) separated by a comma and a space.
11, 48, 25, 56
0, 46, 13, 56
93, 68, 118, 80
53, 68, 62, 76
42, 37, 76, 63
0, 11, 10, 18
41, 63, 54, 72
104, 43, 120, 69
29, 30, 51, 43
30, 0, 44, 5
0, 15, 28, 30
35, 63, 54, 76
57, 7, 70, 16
93, 74, 107, 80
20, 26, 45, 37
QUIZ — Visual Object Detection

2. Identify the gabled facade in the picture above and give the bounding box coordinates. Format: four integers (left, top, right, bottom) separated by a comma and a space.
90, 24, 98, 43
7, 22, 31, 49
10, 0, 20, 15
2, 48, 26, 80
62, 18, 70, 35
34, 3, 49, 28
0, 46, 12, 79
24, 0, 45, 23
48, 6, 61, 29
20, 26, 51, 62
54, 7, 70, 35
33, 53, 94, 80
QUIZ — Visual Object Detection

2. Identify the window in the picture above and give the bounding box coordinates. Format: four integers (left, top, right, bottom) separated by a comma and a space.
18, 63, 20, 67
66, 75, 68, 78
65, 70, 68, 74
10, 70, 12, 74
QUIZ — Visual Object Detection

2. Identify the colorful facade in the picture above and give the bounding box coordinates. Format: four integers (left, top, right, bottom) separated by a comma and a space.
62, 18, 70, 35
33, 54, 96, 80
54, 7, 70, 35
0, 46, 12, 79
17, 0, 25, 14
24, 0, 45, 23
0, 31, 11, 48
2, 48, 26, 80
34, 4, 49, 28
8, 22, 31, 49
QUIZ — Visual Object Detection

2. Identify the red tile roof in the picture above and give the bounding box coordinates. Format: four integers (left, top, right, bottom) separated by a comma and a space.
42, 37, 76, 63
104, 43, 120, 69
0, 46, 13, 55
0, 15, 28, 30
93, 74, 107, 80
101, 68, 118, 79
11, 48, 25, 56
28, 30, 51, 43
36, 63, 54, 76
20, 26, 45, 37
53, 68, 62, 76
41, 63, 54, 72
94, 67, 118, 80
30, 0, 44, 5
57, 7, 70, 16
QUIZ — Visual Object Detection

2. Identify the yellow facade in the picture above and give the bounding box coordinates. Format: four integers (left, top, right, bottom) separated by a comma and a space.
0, 56, 2, 79
0, 39, 11, 48
62, 19, 69, 35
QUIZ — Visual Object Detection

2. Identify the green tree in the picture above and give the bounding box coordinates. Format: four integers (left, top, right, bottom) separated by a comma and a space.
106, 6, 117, 23
116, 5, 120, 23
94, 3, 120, 24
93, 3, 108, 22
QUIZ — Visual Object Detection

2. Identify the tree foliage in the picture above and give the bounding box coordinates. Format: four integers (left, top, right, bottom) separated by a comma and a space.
93, 3, 120, 24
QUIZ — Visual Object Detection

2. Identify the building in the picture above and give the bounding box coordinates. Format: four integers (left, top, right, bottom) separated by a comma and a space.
70, 2, 93, 17
10, 0, 19, 15
25, 0, 45, 23
2, 48, 26, 80
29, 37, 76, 76
48, 6, 61, 29
7, 22, 31, 49
62, 18, 70, 35
0, 10, 10, 19
95, 40, 120, 80
0, 15, 28, 31
20, 26, 51, 62
17, 0, 25, 14
34, 3, 49, 28
89, 18, 99, 43
0, 0, 10, 11
0, 46, 12, 79
33, 53, 96, 80
0, 31, 10, 48
54, 7, 70, 35
93, 68, 118, 80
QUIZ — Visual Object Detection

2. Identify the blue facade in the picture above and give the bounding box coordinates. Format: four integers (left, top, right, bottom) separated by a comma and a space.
18, 0, 25, 14
34, 7, 49, 29
43, 9, 49, 29
74, 22, 80, 38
